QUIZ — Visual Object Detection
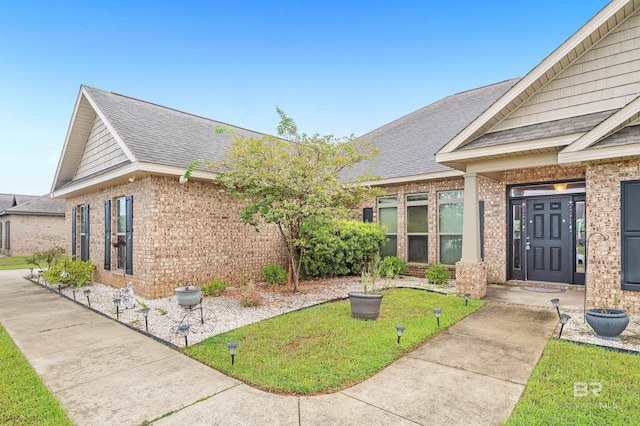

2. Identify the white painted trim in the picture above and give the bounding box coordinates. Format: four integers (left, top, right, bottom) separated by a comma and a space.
438, 0, 630, 155
137, 162, 218, 180
436, 133, 582, 163
562, 95, 640, 153
558, 143, 640, 163
52, 163, 140, 198
360, 170, 463, 186
81, 87, 137, 163
467, 152, 559, 173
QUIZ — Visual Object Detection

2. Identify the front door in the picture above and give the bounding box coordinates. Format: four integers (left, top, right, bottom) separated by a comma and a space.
526, 197, 571, 283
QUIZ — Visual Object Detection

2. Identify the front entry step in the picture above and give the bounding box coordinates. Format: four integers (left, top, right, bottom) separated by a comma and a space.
506, 280, 585, 292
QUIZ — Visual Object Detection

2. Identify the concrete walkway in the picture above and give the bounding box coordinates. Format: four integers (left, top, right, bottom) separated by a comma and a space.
0, 270, 558, 425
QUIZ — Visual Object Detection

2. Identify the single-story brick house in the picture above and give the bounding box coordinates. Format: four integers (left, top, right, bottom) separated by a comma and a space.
51, 86, 287, 298
346, 0, 640, 313
0, 193, 66, 256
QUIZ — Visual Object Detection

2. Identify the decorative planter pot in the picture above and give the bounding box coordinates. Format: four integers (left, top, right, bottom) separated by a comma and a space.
348, 292, 383, 320
175, 286, 202, 309
585, 308, 629, 341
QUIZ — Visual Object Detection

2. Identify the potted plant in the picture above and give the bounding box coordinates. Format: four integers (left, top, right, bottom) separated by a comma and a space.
349, 253, 383, 320
585, 294, 629, 341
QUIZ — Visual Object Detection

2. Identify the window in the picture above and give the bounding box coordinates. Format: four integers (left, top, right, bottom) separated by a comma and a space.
116, 197, 127, 269
4, 221, 9, 250
406, 194, 428, 263
0, 222, 3, 249
622, 181, 640, 291
438, 190, 463, 264
378, 196, 397, 257
79, 205, 89, 261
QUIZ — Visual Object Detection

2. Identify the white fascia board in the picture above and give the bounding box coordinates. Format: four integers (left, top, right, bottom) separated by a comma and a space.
52, 163, 140, 198
562, 95, 640, 153
137, 162, 218, 180
558, 143, 640, 163
360, 170, 464, 186
81, 87, 136, 163
436, 133, 582, 164
438, 0, 629, 155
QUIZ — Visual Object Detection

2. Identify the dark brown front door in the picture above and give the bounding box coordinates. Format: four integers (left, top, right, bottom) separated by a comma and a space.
526, 197, 571, 283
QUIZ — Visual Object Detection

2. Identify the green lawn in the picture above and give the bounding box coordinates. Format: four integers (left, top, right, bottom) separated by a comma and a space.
0, 323, 72, 425
0, 256, 32, 271
186, 288, 483, 394
506, 339, 640, 425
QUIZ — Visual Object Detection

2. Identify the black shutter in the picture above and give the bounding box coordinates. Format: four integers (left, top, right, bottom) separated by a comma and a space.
479, 201, 485, 261
622, 181, 640, 291
125, 195, 133, 275
71, 206, 77, 258
5, 221, 9, 250
363, 208, 373, 223
104, 200, 111, 270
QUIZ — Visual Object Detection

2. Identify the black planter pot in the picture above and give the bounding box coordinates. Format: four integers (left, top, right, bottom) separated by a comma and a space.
348, 292, 383, 320
585, 308, 629, 341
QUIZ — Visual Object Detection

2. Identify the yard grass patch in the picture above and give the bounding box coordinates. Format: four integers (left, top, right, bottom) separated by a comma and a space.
0, 256, 32, 270
186, 288, 483, 394
506, 339, 640, 425
0, 323, 72, 425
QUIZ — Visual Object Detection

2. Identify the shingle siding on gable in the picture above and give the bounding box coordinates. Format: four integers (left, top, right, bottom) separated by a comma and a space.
75, 114, 128, 180
493, 11, 640, 132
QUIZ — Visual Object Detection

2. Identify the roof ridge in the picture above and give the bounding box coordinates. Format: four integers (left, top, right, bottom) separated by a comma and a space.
82, 85, 270, 137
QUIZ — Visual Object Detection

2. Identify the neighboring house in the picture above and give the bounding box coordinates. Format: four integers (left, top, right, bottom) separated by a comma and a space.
51, 86, 288, 299
348, 0, 640, 314
0, 194, 66, 256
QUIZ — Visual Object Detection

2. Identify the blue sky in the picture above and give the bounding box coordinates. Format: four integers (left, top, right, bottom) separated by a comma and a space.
0, 0, 608, 195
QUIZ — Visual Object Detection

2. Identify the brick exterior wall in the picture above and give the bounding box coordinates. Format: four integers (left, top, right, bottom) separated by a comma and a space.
64, 175, 288, 299
585, 158, 640, 313
0, 214, 66, 256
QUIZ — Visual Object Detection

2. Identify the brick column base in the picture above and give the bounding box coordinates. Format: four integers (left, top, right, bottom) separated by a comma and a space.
455, 261, 487, 299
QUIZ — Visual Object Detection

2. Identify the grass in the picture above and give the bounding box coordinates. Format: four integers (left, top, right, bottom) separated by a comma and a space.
186, 288, 483, 394
506, 339, 640, 425
0, 256, 33, 271
0, 323, 72, 425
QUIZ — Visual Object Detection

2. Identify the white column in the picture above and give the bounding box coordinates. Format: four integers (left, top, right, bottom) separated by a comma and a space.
460, 172, 482, 263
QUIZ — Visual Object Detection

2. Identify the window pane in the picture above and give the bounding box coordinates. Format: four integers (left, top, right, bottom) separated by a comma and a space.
513, 205, 521, 270
80, 208, 85, 234
408, 236, 428, 263
117, 198, 126, 233
439, 203, 463, 233
438, 191, 463, 200
117, 236, 126, 269
407, 194, 428, 202
576, 201, 586, 274
407, 205, 428, 233
440, 235, 462, 264
379, 207, 398, 233
378, 196, 397, 205
381, 235, 397, 258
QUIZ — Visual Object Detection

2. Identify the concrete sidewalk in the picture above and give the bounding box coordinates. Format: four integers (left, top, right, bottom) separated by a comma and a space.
0, 271, 558, 425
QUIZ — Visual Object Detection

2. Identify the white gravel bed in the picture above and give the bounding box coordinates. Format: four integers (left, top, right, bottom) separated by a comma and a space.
34, 275, 452, 347
554, 309, 640, 353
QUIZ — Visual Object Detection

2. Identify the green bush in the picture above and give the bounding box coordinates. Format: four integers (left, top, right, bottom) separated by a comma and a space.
43, 257, 95, 288
425, 263, 450, 286
301, 220, 386, 279
202, 279, 226, 296
26, 246, 65, 271
379, 256, 407, 278
263, 264, 287, 285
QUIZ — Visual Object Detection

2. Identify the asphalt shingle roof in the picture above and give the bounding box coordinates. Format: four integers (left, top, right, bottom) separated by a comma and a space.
462, 109, 619, 150
0, 194, 40, 213
591, 124, 640, 149
83, 86, 268, 171
1, 194, 65, 216
341, 78, 520, 181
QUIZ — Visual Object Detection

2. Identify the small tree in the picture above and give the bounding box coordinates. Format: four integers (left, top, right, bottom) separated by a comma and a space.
183, 108, 382, 292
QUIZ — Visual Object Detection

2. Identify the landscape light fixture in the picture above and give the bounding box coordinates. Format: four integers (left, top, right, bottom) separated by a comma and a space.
113, 298, 121, 321
559, 314, 571, 338
227, 341, 239, 365
395, 325, 405, 347
38, 270, 43, 283
433, 308, 442, 327
29, 267, 33, 277
57, 280, 62, 292
140, 308, 151, 331
83, 289, 91, 307
551, 298, 561, 318
179, 324, 191, 347
464, 293, 470, 306
71, 286, 76, 301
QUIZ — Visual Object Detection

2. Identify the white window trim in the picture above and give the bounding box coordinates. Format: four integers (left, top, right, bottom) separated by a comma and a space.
437, 190, 464, 265
378, 196, 398, 257
406, 193, 429, 264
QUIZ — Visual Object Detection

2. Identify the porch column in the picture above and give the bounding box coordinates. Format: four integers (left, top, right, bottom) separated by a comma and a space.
455, 172, 487, 299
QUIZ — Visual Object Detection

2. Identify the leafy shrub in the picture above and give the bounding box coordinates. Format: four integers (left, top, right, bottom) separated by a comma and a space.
43, 257, 95, 288
202, 279, 226, 296
26, 246, 66, 271
263, 264, 287, 285
425, 263, 450, 286
301, 220, 386, 279
379, 256, 407, 278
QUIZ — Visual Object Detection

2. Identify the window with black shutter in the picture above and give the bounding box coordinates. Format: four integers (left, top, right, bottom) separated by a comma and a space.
71, 206, 77, 258
622, 180, 640, 291
125, 195, 133, 275
4, 221, 9, 250
104, 200, 111, 270
80, 204, 90, 261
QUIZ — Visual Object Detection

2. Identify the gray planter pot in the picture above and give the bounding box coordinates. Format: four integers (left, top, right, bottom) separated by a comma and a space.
175, 286, 202, 309
585, 308, 629, 341
348, 292, 383, 320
